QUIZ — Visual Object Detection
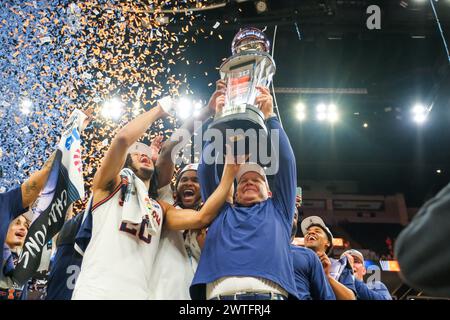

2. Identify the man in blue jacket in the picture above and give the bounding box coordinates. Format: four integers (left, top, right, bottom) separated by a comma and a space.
191, 86, 298, 300
301, 216, 356, 300
290, 210, 336, 300
342, 249, 392, 300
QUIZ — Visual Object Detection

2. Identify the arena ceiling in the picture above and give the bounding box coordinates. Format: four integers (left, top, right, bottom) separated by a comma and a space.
173, 0, 450, 206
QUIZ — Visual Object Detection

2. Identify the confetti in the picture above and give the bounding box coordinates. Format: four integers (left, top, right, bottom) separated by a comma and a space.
0, 0, 212, 214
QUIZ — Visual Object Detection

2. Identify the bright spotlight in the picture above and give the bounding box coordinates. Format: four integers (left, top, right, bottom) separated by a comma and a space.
436, 169, 442, 174
20, 99, 32, 114
412, 103, 428, 124
328, 110, 339, 123
412, 104, 426, 114
102, 97, 123, 120
317, 103, 327, 113
176, 97, 193, 120
413, 113, 427, 124
295, 102, 306, 121
297, 112, 306, 121
316, 103, 339, 123
363, 122, 368, 128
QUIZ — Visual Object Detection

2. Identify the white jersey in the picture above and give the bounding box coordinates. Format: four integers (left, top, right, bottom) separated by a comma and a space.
147, 187, 200, 300
72, 181, 164, 300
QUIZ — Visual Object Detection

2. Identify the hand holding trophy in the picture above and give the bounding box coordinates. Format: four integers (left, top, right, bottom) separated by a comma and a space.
209, 27, 276, 159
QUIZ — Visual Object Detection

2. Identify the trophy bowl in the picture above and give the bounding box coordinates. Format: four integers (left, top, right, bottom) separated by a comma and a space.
208, 28, 276, 157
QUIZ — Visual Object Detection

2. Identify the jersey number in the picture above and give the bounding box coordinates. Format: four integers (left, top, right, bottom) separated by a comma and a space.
119, 219, 152, 243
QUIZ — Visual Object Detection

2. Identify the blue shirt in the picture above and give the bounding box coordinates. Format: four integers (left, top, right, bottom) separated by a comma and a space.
0, 187, 27, 263
355, 279, 392, 300
191, 117, 298, 299
291, 245, 336, 300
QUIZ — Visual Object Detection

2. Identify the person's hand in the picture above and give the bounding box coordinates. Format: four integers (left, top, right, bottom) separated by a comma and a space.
156, 96, 175, 117
317, 251, 331, 276
81, 106, 94, 130
344, 253, 355, 270
215, 94, 226, 115
208, 79, 226, 114
223, 144, 244, 178
196, 228, 207, 250
149, 135, 163, 163
255, 86, 274, 120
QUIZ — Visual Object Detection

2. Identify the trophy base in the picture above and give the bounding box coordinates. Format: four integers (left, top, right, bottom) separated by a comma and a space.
208, 104, 268, 158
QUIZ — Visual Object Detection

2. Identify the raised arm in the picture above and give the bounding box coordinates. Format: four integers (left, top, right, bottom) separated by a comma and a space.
163, 150, 238, 230
256, 86, 297, 222
156, 106, 214, 187
21, 108, 93, 208
21, 151, 56, 208
156, 81, 224, 187
93, 103, 167, 192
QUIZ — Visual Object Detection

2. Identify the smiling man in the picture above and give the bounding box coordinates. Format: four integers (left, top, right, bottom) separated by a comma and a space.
0, 215, 30, 300
301, 216, 356, 300
190, 86, 298, 300
148, 163, 206, 300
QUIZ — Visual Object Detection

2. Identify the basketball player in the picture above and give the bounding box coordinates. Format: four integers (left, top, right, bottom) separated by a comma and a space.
72, 99, 237, 300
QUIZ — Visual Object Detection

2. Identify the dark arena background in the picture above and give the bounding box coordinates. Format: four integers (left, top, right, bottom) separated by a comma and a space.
1, 0, 450, 303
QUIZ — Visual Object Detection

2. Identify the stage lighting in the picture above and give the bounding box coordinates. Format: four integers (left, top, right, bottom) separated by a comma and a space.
295, 102, 306, 121
363, 123, 368, 128
316, 103, 339, 123
102, 97, 123, 120
327, 104, 339, 123
316, 103, 327, 121
20, 99, 32, 115
412, 103, 428, 124
436, 169, 442, 174
176, 97, 193, 120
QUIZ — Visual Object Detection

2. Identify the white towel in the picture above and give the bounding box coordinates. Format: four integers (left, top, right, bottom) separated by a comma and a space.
120, 168, 159, 236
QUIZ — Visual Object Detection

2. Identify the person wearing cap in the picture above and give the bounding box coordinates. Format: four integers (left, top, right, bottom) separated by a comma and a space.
341, 249, 392, 300
301, 216, 356, 300
290, 211, 336, 300
190, 85, 298, 300
72, 98, 238, 300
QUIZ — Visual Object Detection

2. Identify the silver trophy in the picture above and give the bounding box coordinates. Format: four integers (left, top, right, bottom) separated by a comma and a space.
209, 27, 276, 150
